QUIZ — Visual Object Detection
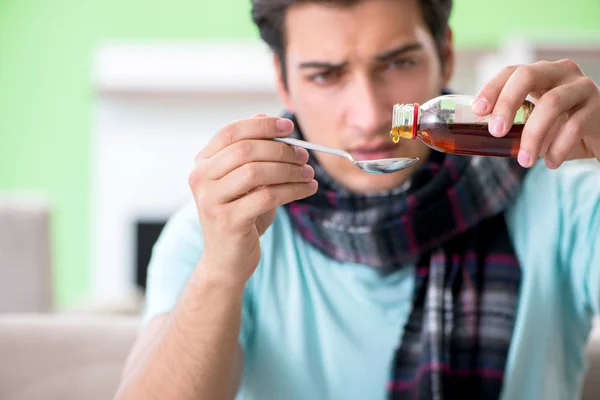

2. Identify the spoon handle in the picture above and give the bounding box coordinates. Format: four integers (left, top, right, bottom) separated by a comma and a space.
273, 137, 353, 161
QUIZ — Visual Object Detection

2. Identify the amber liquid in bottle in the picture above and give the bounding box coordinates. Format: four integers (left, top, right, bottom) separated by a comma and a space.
391, 122, 523, 157
391, 97, 533, 157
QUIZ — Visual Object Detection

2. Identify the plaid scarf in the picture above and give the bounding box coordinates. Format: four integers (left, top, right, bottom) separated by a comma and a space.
282, 113, 526, 399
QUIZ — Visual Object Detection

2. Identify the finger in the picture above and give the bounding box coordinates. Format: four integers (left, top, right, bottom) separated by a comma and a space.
518, 80, 590, 167
217, 161, 315, 203
206, 139, 309, 180
537, 113, 567, 160
196, 116, 295, 160
544, 105, 595, 169
488, 62, 566, 137
233, 180, 319, 223
472, 65, 520, 115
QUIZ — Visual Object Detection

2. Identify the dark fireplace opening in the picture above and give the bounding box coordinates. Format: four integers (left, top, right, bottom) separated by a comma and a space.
135, 220, 167, 291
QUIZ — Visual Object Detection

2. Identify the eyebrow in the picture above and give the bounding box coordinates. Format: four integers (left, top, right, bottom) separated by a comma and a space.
375, 43, 423, 62
298, 60, 348, 70
297, 42, 423, 70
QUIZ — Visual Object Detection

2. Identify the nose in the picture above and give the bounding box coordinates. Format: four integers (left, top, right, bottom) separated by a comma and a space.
344, 74, 390, 135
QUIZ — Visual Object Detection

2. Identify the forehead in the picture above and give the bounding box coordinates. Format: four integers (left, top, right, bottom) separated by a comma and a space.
284, 0, 431, 63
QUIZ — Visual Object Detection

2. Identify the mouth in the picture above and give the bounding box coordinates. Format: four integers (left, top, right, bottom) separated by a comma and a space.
348, 142, 399, 161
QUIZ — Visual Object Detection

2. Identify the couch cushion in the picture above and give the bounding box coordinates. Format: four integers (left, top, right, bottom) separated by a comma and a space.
0, 314, 139, 400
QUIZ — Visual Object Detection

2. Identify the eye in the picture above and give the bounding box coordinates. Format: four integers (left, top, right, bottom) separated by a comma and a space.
307, 69, 342, 85
386, 58, 418, 70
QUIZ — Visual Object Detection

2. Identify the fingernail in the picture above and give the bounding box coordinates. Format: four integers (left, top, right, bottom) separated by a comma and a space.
307, 180, 318, 190
302, 165, 314, 178
489, 116, 505, 136
472, 97, 489, 114
518, 149, 531, 167
295, 146, 308, 161
276, 118, 294, 132
545, 158, 557, 169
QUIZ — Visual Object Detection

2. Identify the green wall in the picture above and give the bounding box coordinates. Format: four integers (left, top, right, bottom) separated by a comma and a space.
0, 0, 598, 308
451, 0, 600, 47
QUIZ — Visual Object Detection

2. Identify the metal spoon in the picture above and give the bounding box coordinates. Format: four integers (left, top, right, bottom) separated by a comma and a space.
273, 137, 419, 174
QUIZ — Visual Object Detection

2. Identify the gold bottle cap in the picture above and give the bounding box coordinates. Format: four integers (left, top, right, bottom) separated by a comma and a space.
391, 103, 419, 141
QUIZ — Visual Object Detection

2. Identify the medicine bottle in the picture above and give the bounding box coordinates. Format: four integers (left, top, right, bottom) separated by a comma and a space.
391, 94, 534, 157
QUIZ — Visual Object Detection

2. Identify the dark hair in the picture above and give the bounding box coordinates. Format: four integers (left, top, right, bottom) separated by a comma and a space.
251, 0, 453, 82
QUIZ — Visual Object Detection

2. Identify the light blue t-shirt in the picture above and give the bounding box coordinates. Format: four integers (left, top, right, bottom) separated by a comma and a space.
143, 160, 600, 400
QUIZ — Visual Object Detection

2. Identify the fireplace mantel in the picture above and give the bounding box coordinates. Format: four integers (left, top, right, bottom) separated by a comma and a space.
93, 41, 278, 96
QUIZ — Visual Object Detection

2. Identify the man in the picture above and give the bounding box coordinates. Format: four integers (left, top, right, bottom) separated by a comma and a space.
115, 0, 600, 399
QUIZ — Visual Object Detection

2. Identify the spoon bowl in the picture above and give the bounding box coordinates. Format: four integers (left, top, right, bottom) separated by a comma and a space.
273, 137, 419, 174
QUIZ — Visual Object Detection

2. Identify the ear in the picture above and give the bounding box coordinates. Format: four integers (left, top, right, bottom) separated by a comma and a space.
273, 53, 295, 113
441, 27, 455, 87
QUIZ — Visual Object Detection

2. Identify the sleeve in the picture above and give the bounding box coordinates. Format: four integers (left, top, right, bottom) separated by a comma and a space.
141, 201, 255, 350
557, 160, 600, 316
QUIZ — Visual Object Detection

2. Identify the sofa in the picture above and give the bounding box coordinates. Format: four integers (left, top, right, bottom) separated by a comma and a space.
0, 314, 139, 400
0, 196, 52, 313
0, 313, 599, 400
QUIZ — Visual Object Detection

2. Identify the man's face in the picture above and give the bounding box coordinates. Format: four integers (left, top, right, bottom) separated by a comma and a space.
275, 0, 454, 193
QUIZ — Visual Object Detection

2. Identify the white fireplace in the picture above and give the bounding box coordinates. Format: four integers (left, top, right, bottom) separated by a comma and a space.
90, 41, 285, 303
